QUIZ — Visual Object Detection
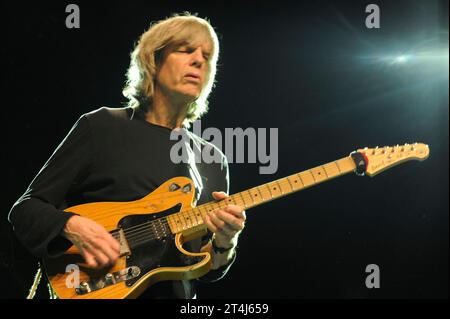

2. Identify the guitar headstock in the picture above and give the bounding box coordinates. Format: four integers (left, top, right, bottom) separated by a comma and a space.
356, 143, 430, 177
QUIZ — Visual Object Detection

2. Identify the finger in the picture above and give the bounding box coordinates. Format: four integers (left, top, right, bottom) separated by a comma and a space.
92, 250, 111, 268
103, 230, 121, 254
223, 206, 246, 219
208, 212, 235, 236
216, 210, 245, 231
101, 233, 121, 260
91, 225, 121, 254
98, 242, 119, 265
81, 250, 98, 269
88, 231, 115, 253
212, 191, 228, 200
82, 239, 112, 267
204, 213, 219, 234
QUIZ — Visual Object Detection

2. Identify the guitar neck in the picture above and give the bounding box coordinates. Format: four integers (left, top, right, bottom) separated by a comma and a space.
167, 155, 357, 234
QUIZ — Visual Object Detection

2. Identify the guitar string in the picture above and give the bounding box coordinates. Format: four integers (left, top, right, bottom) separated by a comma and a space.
111, 181, 295, 241
109, 193, 250, 245
108, 175, 304, 243
109, 197, 232, 239
112, 173, 316, 247
109, 189, 280, 248
109, 200, 237, 247
110, 181, 303, 247
109, 167, 343, 247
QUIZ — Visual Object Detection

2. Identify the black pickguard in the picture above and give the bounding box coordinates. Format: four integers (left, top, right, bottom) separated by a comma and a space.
118, 204, 203, 287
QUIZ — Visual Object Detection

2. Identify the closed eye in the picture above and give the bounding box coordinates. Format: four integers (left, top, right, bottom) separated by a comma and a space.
177, 46, 210, 61
177, 46, 195, 53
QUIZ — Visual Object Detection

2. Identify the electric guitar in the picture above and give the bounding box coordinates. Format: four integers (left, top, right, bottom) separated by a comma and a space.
42, 143, 429, 298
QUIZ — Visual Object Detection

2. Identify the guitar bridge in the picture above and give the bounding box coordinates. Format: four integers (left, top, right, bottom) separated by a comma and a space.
75, 266, 141, 295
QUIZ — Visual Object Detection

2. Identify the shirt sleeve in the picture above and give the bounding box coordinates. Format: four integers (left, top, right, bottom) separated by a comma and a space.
197, 155, 237, 283
8, 115, 93, 259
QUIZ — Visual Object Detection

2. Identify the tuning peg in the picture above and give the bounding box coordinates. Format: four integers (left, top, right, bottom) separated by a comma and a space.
374, 146, 378, 152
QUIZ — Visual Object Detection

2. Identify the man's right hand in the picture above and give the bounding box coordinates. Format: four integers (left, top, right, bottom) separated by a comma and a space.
62, 215, 120, 269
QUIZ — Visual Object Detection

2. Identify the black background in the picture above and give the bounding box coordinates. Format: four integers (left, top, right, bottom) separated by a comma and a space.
1, 0, 448, 299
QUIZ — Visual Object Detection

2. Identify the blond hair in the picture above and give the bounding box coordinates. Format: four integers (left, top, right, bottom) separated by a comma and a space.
123, 13, 220, 127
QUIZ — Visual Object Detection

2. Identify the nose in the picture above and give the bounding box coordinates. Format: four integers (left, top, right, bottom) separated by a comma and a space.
191, 48, 206, 68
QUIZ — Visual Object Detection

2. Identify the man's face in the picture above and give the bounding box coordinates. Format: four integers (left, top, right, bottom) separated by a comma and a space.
155, 41, 212, 103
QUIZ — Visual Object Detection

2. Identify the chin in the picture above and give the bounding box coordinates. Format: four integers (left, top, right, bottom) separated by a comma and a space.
180, 91, 201, 102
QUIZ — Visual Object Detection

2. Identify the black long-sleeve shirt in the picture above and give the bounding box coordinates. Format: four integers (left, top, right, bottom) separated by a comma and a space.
8, 106, 235, 298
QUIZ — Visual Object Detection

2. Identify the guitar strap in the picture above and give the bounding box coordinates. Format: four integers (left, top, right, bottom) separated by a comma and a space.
183, 130, 204, 204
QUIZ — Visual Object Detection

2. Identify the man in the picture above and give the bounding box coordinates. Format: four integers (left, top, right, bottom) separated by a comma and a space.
8, 13, 245, 299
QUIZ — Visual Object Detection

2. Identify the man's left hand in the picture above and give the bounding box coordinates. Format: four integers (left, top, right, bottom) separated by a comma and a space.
204, 191, 246, 248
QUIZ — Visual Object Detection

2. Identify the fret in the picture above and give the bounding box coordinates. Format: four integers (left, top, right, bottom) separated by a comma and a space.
323, 162, 340, 178
226, 196, 237, 205
256, 187, 264, 201
275, 180, 284, 195
188, 211, 198, 227
249, 188, 261, 204
247, 190, 255, 205
197, 205, 206, 219
265, 184, 274, 199
296, 173, 305, 187
188, 212, 195, 229
285, 176, 294, 191
173, 214, 184, 232
309, 170, 317, 183
179, 212, 188, 230
289, 175, 303, 190
184, 212, 192, 228
279, 179, 292, 194
310, 167, 327, 183
238, 192, 247, 208
299, 171, 315, 187
167, 216, 177, 233
192, 208, 202, 225
267, 181, 282, 197
320, 165, 329, 178
334, 160, 342, 173
205, 202, 217, 213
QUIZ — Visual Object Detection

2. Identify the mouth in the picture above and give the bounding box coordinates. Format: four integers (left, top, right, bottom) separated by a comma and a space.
185, 73, 201, 82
